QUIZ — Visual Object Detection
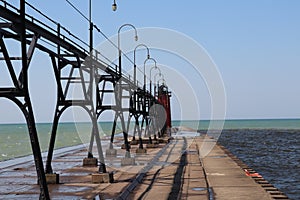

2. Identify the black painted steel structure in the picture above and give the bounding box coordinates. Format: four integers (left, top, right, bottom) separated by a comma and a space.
0, 1, 169, 199
0, 1, 50, 199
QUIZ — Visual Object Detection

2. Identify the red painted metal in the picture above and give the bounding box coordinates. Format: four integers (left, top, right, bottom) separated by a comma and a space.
158, 84, 172, 130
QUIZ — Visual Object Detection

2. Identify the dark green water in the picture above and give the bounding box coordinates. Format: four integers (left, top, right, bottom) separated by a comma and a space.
1, 119, 299, 161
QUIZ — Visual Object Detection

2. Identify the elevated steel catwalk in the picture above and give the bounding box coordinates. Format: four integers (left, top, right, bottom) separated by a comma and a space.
0, 1, 168, 199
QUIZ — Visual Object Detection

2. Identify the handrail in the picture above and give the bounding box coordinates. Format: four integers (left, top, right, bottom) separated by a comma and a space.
0, 0, 89, 55
0, 0, 148, 92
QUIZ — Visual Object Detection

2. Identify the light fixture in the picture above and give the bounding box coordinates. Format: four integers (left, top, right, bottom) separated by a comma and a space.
143, 57, 157, 88
134, 44, 150, 86
118, 24, 138, 74
112, 0, 117, 11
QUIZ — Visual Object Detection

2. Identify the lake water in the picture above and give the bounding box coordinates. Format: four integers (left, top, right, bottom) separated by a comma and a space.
0, 119, 299, 199
218, 128, 299, 200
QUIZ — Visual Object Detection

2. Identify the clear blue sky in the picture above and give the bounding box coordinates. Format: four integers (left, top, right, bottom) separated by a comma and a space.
0, 0, 299, 123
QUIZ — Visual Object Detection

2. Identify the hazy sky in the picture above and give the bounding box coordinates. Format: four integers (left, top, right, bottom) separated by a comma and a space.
0, 0, 299, 123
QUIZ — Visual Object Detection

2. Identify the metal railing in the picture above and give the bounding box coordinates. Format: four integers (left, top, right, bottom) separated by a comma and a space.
0, 1, 132, 84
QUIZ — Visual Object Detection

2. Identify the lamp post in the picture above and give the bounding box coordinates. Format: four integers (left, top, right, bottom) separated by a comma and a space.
143, 58, 157, 145
89, 0, 93, 54
143, 58, 157, 90
150, 67, 161, 141
118, 24, 138, 75
66, 0, 117, 52
150, 66, 161, 95
134, 44, 150, 87
131, 44, 150, 148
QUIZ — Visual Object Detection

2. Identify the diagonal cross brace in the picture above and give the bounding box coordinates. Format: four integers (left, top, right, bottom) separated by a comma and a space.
18, 33, 39, 88
0, 33, 20, 89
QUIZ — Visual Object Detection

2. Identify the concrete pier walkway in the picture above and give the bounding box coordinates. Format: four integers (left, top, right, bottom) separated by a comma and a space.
0, 132, 288, 199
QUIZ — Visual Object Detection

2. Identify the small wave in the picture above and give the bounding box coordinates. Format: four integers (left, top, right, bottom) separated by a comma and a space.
219, 129, 300, 200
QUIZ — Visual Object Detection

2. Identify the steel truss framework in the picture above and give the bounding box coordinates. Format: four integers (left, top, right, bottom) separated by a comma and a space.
0, 1, 167, 199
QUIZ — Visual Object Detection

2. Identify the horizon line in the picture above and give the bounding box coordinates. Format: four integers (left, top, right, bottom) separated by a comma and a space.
0, 117, 300, 125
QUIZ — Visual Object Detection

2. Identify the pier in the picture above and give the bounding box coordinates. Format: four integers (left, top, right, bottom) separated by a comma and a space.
0, 1, 291, 199
0, 131, 289, 199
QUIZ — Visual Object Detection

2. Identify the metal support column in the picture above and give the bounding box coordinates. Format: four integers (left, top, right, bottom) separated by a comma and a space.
0, 1, 50, 199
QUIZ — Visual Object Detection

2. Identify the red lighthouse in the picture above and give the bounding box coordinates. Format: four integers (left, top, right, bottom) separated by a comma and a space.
157, 84, 172, 136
